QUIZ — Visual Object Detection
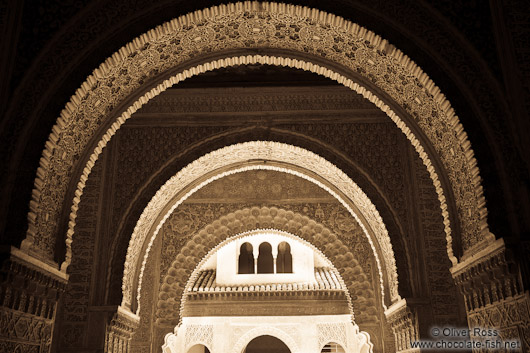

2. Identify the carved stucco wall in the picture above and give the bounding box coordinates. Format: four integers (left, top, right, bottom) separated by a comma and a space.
104, 95, 413, 306
23, 2, 490, 274
130, 234, 161, 353
137, 206, 388, 352
412, 151, 464, 326
58, 94, 454, 353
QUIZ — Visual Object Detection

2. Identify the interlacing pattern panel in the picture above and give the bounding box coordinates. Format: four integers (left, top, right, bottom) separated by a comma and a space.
318, 323, 348, 350
184, 324, 213, 349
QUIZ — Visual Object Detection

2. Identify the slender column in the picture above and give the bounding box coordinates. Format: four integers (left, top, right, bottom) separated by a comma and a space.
253, 248, 259, 274
272, 246, 278, 274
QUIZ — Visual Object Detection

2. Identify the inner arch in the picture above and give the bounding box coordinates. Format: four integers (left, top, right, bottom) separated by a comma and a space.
245, 335, 291, 353
24, 2, 491, 280
179, 229, 355, 319
128, 142, 397, 313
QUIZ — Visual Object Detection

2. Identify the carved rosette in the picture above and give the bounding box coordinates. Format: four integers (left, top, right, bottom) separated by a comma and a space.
0, 248, 67, 353
451, 239, 529, 351
385, 299, 420, 353
105, 306, 140, 353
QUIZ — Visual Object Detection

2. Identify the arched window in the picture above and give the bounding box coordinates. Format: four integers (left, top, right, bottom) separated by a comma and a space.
257, 242, 273, 273
321, 342, 345, 353
238, 242, 254, 274
187, 344, 210, 353
277, 242, 293, 273
245, 335, 291, 353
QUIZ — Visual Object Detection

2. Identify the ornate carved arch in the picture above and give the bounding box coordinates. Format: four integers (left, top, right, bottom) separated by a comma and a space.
23, 2, 490, 276
125, 142, 395, 312
155, 224, 375, 325
232, 326, 300, 353
103, 127, 414, 306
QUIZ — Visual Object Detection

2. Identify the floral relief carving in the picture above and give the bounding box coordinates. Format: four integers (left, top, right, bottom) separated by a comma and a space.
25, 3, 489, 282
124, 143, 396, 314
153, 208, 377, 326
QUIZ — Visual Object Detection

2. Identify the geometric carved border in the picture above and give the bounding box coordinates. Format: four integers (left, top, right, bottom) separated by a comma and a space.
184, 324, 213, 351
24, 2, 489, 275
127, 144, 395, 311
317, 323, 348, 350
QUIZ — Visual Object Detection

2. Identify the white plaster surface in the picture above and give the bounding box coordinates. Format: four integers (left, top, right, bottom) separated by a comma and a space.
163, 315, 373, 353
214, 232, 316, 286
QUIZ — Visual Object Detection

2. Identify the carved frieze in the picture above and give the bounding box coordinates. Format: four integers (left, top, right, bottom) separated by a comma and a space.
137, 87, 378, 114
452, 239, 529, 352
0, 248, 67, 353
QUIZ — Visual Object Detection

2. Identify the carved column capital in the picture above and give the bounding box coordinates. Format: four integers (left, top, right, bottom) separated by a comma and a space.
451, 239, 523, 311
105, 305, 140, 353
0, 247, 68, 352
451, 238, 529, 352
385, 299, 420, 352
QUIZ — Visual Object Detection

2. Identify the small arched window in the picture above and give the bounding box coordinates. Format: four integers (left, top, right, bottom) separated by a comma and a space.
321, 342, 345, 353
277, 242, 293, 273
257, 242, 274, 273
238, 242, 254, 274
187, 344, 210, 353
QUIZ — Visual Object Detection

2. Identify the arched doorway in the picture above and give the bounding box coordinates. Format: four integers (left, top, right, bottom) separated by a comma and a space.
321, 342, 345, 353
2, 0, 524, 352
244, 335, 291, 353
187, 344, 211, 353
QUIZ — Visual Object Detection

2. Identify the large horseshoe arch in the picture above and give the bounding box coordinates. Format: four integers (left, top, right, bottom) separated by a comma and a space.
23, 1, 491, 308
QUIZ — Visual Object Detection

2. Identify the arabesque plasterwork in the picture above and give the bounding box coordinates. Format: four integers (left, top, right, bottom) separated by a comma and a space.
157, 227, 359, 325
23, 2, 490, 279
124, 142, 396, 312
